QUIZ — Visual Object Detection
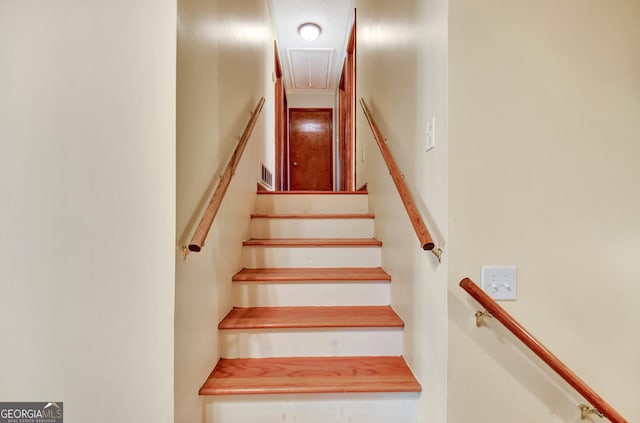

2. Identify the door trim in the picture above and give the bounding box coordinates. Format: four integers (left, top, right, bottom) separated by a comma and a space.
288, 108, 334, 191
339, 11, 356, 191
274, 41, 288, 190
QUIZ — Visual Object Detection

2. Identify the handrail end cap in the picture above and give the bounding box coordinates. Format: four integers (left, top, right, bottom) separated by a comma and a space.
459, 278, 473, 288
422, 242, 435, 251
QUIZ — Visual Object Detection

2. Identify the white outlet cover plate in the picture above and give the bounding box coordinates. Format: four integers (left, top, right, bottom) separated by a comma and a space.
481, 266, 517, 300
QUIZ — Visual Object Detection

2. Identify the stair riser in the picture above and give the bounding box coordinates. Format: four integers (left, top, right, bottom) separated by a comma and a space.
250, 218, 374, 238
256, 194, 369, 214
204, 393, 419, 423
242, 246, 381, 268
234, 282, 390, 306
220, 329, 402, 358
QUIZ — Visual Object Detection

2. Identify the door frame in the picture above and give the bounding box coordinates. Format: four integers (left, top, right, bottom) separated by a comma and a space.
339, 11, 356, 191
288, 108, 334, 191
274, 41, 288, 190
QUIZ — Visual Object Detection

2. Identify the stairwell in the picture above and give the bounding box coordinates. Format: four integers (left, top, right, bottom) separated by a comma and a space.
199, 191, 421, 422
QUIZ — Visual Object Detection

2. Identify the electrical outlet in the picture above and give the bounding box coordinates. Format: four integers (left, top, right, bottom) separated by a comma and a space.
481, 266, 517, 300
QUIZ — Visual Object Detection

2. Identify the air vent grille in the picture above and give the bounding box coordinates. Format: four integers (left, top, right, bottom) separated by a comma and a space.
260, 162, 273, 189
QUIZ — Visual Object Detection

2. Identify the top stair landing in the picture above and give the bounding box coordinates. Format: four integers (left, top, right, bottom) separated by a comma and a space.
256, 191, 369, 214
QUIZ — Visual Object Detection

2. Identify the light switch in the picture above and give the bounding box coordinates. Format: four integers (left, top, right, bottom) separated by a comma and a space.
481, 266, 517, 300
426, 116, 436, 151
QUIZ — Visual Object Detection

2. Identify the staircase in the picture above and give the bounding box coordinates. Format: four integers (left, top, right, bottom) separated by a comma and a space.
200, 191, 421, 423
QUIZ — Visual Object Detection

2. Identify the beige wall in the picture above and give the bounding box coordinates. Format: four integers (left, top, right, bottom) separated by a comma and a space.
356, 0, 449, 422
175, 0, 274, 421
287, 92, 336, 109
0, 1, 176, 422
448, 1, 640, 421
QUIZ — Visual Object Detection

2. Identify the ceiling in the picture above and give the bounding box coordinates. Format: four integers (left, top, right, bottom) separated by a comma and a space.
269, 0, 355, 96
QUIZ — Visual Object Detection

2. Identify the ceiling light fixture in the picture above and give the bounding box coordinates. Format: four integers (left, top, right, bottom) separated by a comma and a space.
298, 23, 321, 42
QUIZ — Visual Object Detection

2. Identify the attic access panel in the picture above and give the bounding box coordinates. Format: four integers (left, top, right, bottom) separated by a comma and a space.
287, 48, 334, 91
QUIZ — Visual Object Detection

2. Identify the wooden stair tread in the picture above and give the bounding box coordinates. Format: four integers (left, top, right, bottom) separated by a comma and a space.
219, 306, 403, 329
243, 238, 382, 247
232, 267, 392, 282
251, 213, 374, 219
199, 356, 421, 395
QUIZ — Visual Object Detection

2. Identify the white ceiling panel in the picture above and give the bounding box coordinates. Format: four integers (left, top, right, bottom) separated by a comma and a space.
288, 49, 333, 91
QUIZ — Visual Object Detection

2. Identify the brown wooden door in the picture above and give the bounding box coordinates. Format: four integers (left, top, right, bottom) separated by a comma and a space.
289, 109, 333, 191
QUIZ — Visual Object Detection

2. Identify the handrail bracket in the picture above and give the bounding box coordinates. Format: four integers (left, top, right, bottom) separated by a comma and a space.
474, 309, 493, 327
579, 404, 604, 420
432, 247, 443, 263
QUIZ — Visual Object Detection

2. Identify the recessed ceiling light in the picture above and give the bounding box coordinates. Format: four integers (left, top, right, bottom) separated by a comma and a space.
298, 23, 321, 42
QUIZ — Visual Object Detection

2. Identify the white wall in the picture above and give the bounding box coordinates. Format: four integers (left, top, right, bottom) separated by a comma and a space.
448, 1, 640, 421
287, 92, 337, 109
355, 0, 449, 422
175, 0, 275, 421
0, 1, 176, 422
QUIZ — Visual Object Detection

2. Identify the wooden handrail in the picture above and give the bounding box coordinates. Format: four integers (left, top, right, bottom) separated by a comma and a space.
359, 98, 435, 251
459, 278, 628, 423
187, 97, 265, 254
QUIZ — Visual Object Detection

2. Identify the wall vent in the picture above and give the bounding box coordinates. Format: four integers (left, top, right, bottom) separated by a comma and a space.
260, 162, 273, 189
